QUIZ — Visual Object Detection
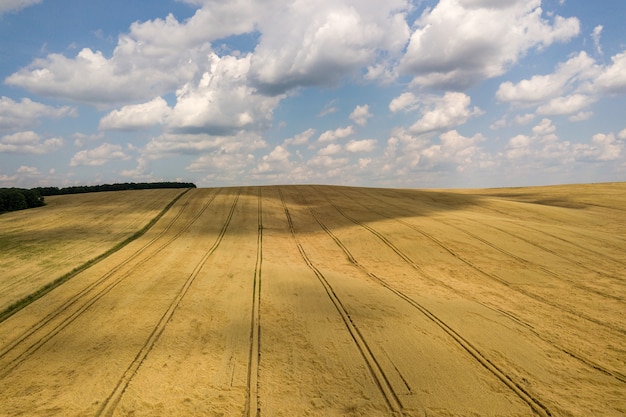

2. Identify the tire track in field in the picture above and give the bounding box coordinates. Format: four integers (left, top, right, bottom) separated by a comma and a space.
1, 191, 191, 297
324, 186, 626, 337
278, 187, 406, 417
294, 189, 552, 417
0, 188, 194, 324
461, 200, 626, 261
96, 190, 241, 417
493, 218, 625, 267
245, 187, 262, 417
0, 189, 201, 360
449, 219, 625, 303
0, 189, 220, 378
320, 187, 626, 384
370, 186, 625, 292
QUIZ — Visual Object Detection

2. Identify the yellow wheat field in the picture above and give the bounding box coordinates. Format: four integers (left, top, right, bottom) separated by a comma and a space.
0, 188, 186, 313
0, 184, 624, 416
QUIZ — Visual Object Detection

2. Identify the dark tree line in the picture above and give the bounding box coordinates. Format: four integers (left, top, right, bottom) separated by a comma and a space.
1, 182, 196, 214
0, 188, 45, 213
33, 182, 196, 196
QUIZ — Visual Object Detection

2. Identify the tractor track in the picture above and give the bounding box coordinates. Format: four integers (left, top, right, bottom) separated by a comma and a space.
0, 188, 221, 378
450, 218, 626, 302
95, 190, 241, 417
327, 186, 626, 336
320, 186, 626, 384
458, 200, 626, 260
0, 190, 193, 304
289, 187, 552, 417
278, 187, 406, 417
245, 187, 262, 417
489, 218, 625, 267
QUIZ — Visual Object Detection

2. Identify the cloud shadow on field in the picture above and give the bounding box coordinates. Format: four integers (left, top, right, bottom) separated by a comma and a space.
208, 185, 489, 236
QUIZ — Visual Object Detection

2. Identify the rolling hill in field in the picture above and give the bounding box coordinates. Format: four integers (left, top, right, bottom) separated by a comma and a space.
0, 184, 624, 416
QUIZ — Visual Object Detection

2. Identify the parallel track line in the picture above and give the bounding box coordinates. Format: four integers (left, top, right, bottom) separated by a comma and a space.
0, 189, 220, 378
298, 188, 551, 417
245, 187, 262, 417
96, 190, 241, 417
278, 187, 404, 417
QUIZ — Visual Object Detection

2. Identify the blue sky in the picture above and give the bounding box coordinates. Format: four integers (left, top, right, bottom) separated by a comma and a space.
1, 0, 625, 189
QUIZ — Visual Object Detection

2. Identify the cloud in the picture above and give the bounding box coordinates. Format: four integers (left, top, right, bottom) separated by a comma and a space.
318, 125, 355, 142
73, 132, 104, 147
120, 158, 151, 179
0, 0, 41, 15
591, 25, 603, 55
568, 111, 593, 122
70, 143, 131, 166
248, 0, 410, 94
16, 165, 41, 176
409, 92, 482, 134
0, 97, 76, 132
514, 113, 536, 125
188, 152, 254, 174
318, 143, 342, 156
420, 130, 486, 171
381, 128, 489, 176
167, 53, 282, 135
318, 100, 338, 117
594, 51, 626, 94
399, 0, 580, 89
284, 128, 316, 146
349, 104, 373, 126
0, 131, 63, 154
389, 92, 419, 113
99, 97, 171, 131
144, 131, 266, 160
345, 139, 376, 153
531, 118, 556, 136
496, 49, 626, 116
505, 123, 624, 165
264, 145, 291, 162
5, 45, 199, 107
536, 94, 595, 116
589, 133, 621, 161
4, 1, 271, 106
495, 51, 598, 105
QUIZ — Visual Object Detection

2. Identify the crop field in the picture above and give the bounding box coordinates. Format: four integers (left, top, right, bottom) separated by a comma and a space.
0, 184, 624, 416
0, 188, 186, 314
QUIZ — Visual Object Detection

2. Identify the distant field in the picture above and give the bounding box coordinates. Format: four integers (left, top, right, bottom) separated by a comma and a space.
0, 184, 624, 416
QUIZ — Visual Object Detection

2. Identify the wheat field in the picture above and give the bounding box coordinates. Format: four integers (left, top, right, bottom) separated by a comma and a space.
0, 184, 624, 416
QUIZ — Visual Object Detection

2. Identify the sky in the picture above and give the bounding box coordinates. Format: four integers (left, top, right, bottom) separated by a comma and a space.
0, 0, 625, 189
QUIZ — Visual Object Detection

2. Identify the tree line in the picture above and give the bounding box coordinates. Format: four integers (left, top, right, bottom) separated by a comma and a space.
1, 182, 196, 214
33, 182, 196, 196
0, 188, 45, 213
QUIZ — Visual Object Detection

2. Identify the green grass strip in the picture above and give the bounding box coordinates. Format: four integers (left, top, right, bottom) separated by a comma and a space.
0, 188, 192, 324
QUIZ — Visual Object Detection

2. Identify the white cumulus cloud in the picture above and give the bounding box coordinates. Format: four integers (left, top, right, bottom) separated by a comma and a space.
410, 92, 482, 134
318, 126, 355, 142
399, 0, 580, 89
345, 139, 376, 153
249, 0, 410, 94
349, 104, 372, 126
99, 97, 171, 131
0, 96, 76, 132
70, 143, 131, 166
167, 53, 282, 135
389, 92, 420, 113
0, 131, 63, 154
